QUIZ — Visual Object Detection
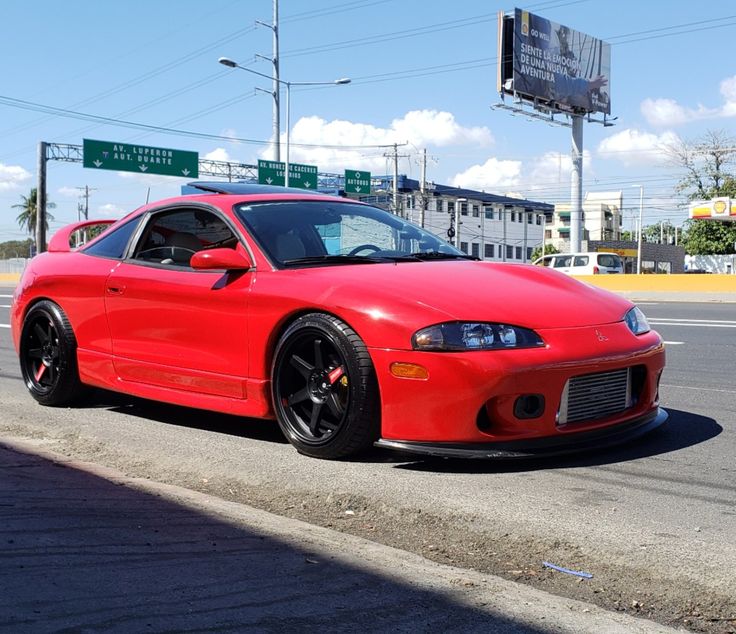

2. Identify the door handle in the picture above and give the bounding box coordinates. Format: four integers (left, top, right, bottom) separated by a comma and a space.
106, 285, 125, 295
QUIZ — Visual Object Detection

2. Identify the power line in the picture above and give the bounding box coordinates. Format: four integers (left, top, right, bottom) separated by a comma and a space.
0, 94, 401, 150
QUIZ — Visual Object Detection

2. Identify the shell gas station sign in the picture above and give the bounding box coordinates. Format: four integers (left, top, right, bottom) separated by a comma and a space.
689, 197, 736, 220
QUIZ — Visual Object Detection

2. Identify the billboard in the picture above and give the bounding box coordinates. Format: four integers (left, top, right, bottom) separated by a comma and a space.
498, 8, 611, 115
689, 198, 736, 221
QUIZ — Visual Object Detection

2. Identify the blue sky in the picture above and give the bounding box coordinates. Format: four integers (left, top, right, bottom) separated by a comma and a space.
1, 0, 735, 242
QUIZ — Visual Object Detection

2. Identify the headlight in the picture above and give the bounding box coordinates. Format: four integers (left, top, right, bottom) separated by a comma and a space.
624, 306, 650, 335
412, 322, 544, 351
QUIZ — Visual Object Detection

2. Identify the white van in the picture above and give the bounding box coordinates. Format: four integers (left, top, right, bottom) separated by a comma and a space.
533, 252, 624, 275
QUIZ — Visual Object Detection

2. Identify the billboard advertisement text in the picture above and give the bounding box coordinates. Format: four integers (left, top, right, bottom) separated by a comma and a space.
501, 8, 611, 115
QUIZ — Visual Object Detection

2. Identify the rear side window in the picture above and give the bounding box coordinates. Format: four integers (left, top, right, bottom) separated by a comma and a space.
83, 219, 139, 259
132, 208, 238, 267
553, 256, 572, 268
573, 256, 589, 266
597, 254, 622, 268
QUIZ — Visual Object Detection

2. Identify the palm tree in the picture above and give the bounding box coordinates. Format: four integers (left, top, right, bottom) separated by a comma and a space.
13, 188, 55, 236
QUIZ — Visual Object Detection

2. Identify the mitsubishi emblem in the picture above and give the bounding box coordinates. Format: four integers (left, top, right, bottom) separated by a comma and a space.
595, 329, 608, 342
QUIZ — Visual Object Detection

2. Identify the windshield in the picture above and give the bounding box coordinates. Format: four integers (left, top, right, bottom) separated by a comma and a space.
234, 200, 465, 267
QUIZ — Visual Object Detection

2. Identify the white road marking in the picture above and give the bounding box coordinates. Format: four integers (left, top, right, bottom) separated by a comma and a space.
650, 322, 736, 328
0, 324, 10, 329
661, 383, 736, 395
650, 317, 736, 324
663, 341, 684, 345
0, 304, 11, 308
0, 294, 13, 298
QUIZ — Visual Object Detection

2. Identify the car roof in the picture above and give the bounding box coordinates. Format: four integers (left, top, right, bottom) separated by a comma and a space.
184, 181, 325, 196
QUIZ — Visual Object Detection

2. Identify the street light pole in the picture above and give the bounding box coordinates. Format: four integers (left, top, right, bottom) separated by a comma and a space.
637, 185, 643, 274
218, 57, 349, 188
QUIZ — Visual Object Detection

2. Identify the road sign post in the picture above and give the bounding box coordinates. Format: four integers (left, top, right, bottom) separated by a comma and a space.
83, 139, 198, 178
344, 170, 371, 195
258, 160, 318, 189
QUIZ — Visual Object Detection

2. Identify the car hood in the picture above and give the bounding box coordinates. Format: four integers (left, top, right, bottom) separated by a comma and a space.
290, 260, 633, 330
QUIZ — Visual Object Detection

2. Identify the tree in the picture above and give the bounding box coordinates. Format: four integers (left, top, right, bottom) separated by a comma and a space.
12, 188, 55, 236
665, 129, 736, 201
665, 130, 736, 254
531, 244, 559, 261
642, 220, 676, 244
0, 239, 33, 259
681, 219, 736, 255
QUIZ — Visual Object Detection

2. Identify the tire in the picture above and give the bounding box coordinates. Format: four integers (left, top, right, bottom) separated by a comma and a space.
19, 300, 85, 406
272, 313, 380, 459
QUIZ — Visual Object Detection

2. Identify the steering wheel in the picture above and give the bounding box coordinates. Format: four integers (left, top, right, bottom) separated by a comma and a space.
347, 244, 382, 256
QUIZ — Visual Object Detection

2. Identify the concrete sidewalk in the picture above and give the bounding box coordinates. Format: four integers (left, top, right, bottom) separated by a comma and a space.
0, 438, 682, 634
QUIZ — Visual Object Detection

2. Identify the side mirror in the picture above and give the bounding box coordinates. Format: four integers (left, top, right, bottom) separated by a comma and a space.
190, 248, 252, 271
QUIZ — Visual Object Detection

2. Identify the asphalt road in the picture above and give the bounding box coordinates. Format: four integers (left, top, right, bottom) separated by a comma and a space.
1, 290, 734, 632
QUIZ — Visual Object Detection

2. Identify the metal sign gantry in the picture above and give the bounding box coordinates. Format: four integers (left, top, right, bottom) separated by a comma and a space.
35, 142, 343, 252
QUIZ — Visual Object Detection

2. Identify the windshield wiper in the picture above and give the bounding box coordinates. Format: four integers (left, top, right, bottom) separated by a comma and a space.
408, 251, 479, 261
282, 254, 393, 267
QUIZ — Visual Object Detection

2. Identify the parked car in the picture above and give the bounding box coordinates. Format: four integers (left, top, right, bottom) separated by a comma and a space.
11, 183, 666, 459
533, 251, 624, 275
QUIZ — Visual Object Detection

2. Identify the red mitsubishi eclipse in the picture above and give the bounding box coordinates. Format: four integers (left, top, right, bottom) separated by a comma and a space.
11, 182, 666, 459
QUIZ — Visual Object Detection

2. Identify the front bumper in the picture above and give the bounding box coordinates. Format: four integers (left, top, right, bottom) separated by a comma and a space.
375, 407, 668, 459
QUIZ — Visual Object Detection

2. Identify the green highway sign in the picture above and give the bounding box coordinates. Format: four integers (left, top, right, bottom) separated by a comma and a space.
83, 139, 199, 178
258, 160, 318, 189
257, 160, 285, 186
344, 170, 371, 194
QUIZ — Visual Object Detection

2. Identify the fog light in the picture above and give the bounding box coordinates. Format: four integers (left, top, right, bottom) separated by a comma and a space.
514, 394, 545, 419
390, 362, 429, 380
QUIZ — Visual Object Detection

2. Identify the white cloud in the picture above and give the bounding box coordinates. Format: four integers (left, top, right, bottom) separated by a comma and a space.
525, 151, 591, 191
119, 171, 189, 186
390, 110, 493, 147
720, 76, 736, 117
57, 186, 80, 198
0, 163, 31, 191
597, 129, 680, 166
204, 147, 231, 161
96, 204, 127, 218
640, 98, 714, 127
450, 158, 522, 190
641, 74, 736, 126
275, 110, 493, 173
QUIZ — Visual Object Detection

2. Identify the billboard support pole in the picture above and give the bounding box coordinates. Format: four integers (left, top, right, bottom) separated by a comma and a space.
570, 115, 583, 253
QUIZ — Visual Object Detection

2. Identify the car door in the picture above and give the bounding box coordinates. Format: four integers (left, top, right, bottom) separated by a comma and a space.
104, 204, 252, 399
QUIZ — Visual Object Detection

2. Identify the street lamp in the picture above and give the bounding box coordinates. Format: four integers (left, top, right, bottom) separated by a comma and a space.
631, 185, 643, 274
218, 57, 350, 187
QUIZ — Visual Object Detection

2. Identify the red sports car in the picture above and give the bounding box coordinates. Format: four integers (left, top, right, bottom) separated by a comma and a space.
11, 182, 666, 459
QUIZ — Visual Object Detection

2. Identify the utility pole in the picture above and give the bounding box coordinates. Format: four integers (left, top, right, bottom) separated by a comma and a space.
419, 148, 427, 227
256, 0, 280, 161
382, 143, 410, 217
392, 143, 399, 217
76, 185, 95, 220
36, 141, 47, 255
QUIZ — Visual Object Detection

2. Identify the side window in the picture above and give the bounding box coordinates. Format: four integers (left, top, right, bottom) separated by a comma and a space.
553, 256, 572, 268
573, 256, 589, 266
598, 254, 621, 268
83, 218, 140, 259
133, 208, 237, 267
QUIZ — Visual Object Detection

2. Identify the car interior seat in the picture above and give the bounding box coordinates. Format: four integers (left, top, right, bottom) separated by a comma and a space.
164, 231, 202, 264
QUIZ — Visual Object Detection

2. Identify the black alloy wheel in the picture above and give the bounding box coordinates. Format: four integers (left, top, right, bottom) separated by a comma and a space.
19, 300, 85, 406
272, 313, 379, 459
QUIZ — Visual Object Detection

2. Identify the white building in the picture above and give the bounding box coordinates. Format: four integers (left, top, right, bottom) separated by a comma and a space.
359, 176, 552, 263
549, 191, 624, 250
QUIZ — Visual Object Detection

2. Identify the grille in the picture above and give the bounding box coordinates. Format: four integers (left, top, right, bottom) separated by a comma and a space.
558, 368, 631, 425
